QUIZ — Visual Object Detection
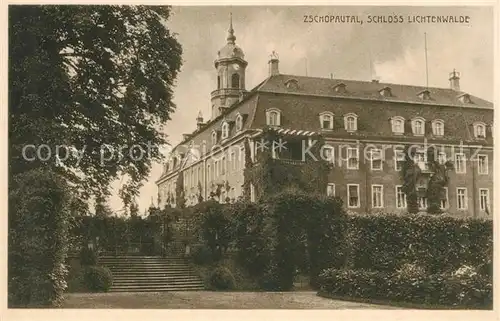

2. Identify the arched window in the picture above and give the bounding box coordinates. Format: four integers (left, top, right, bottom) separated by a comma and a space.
474, 122, 487, 139
319, 112, 334, 130
391, 116, 405, 134
221, 122, 229, 139
432, 119, 445, 136
344, 113, 358, 132
235, 114, 243, 132
217, 75, 221, 89
266, 108, 281, 126
231, 73, 240, 88
411, 117, 426, 136
211, 130, 217, 145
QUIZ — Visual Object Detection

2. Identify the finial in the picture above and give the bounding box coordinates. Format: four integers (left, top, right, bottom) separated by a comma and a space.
270, 51, 279, 60
227, 12, 236, 44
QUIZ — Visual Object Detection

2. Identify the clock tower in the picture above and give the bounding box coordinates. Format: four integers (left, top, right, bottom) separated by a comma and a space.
210, 13, 248, 120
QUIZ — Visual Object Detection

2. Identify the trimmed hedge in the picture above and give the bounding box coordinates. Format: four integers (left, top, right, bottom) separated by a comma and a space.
83, 266, 113, 292
319, 265, 492, 309
8, 169, 71, 307
347, 213, 493, 274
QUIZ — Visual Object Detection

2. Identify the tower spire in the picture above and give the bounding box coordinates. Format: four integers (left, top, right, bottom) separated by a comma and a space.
227, 12, 236, 44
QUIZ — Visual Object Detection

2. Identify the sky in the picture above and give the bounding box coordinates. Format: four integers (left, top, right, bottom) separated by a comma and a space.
108, 5, 494, 214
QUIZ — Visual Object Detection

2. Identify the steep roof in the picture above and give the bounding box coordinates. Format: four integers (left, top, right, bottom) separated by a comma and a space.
258, 74, 493, 109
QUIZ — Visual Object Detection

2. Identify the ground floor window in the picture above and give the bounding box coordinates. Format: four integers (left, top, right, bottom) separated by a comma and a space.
479, 188, 490, 213
347, 184, 360, 208
327, 183, 335, 197
396, 186, 407, 209
371, 184, 383, 208
457, 188, 467, 210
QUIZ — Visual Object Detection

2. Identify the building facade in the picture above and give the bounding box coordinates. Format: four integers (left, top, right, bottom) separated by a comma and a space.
156, 18, 493, 218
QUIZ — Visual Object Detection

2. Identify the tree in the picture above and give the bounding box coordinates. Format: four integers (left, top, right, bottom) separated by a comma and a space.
94, 195, 114, 217
9, 5, 183, 205
426, 149, 454, 214
401, 145, 421, 214
129, 201, 140, 217
175, 172, 186, 209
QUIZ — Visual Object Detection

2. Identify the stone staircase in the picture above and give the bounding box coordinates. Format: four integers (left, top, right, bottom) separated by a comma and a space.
99, 255, 205, 292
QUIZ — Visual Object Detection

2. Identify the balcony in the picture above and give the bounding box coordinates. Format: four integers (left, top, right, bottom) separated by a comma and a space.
210, 88, 242, 99
273, 158, 305, 166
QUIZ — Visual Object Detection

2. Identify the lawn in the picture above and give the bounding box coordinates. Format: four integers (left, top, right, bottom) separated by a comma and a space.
61, 291, 399, 309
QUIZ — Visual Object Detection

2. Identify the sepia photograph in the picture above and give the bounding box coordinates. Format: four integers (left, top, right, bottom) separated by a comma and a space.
7, 4, 494, 311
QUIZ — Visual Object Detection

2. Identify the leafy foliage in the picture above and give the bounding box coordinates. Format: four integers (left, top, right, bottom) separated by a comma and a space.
9, 5, 183, 204
79, 247, 98, 266
208, 266, 236, 291
346, 213, 492, 274
83, 266, 113, 292
401, 145, 420, 214
426, 148, 454, 214
175, 172, 186, 209
319, 267, 492, 309
8, 169, 71, 307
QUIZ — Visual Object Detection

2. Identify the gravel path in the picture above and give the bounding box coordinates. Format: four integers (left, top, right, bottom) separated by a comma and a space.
61, 291, 399, 309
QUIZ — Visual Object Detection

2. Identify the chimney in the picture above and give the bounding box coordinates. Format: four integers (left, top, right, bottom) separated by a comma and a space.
268, 51, 279, 76
196, 111, 204, 129
449, 69, 460, 91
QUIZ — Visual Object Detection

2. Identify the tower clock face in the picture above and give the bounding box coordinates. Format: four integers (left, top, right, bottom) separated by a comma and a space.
232, 63, 240, 71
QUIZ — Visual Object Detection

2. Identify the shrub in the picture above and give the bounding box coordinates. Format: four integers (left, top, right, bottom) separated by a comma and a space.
318, 267, 492, 308
347, 213, 493, 274
83, 266, 113, 292
191, 245, 214, 266
208, 266, 236, 291
8, 169, 71, 307
79, 247, 98, 266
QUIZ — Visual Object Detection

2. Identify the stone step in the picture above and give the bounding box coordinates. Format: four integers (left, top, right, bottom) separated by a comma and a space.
109, 285, 205, 292
113, 279, 203, 286
112, 277, 202, 283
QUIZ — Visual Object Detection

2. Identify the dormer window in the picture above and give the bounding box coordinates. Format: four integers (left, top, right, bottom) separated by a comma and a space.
417, 90, 431, 100
333, 83, 346, 93
285, 79, 299, 90
473, 122, 487, 139
379, 86, 392, 97
390, 116, 405, 135
319, 112, 334, 130
221, 121, 229, 140
432, 119, 444, 136
411, 117, 426, 136
344, 113, 358, 132
211, 130, 218, 145
235, 114, 243, 132
458, 93, 472, 104
266, 108, 281, 126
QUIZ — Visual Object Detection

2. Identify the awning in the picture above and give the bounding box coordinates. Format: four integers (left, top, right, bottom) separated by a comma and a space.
273, 128, 318, 137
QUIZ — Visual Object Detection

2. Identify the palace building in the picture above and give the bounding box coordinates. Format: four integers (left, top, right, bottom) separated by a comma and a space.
156, 17, 493, 218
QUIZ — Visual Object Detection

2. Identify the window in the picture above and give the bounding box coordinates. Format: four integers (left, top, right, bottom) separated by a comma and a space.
344, 113, 358, 132
479, 189, 490, 213
322, 145, 335, 164
473, 122, 486, 139
221, 122, 229, 140
347, 184, 360, 208
217, 75, 221, 89
414, 150, 428, 171
396, 186, 407, 209
214, 160, 219, 177
221, 156, 226, 175
320, 112, 334, 130
266, 108, 281, 126
370, 149, 383, 170
394, 150, 405, 171
207, 164, 211, 181
412, 117, 425, 136
372, 185, 384, 208
477, 155, 488, 175
235, 114, 243, 132
455, 153, 466, 174
327, 183, 335, 197
417, 188, 427, 210
231, 73, 240, 88
211, 130, 217, 145
438, 152, 447, 165
239, 146, 245, 169
391, 116, 405, 134
432, 119, 444, 136
347, 147, 359, 169
440, 187, 449, 210
285, 79, 299, 89
231, 152, 236, 171
457, 188, 468, 210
